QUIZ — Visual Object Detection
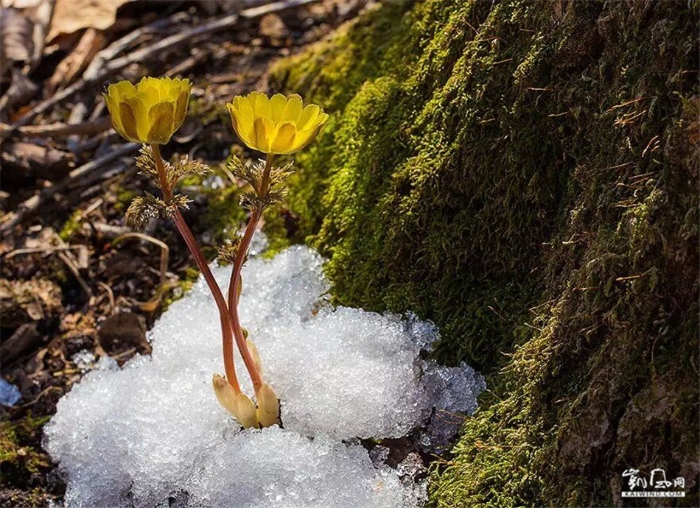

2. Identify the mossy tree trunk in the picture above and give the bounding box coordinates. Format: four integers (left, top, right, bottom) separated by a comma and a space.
268, 1, 699, 506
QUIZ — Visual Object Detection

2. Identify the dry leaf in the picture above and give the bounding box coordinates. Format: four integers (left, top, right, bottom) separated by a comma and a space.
47, 0, 130, 40
0, 66, 39, 117
46, 27, 105, 93
0, 7, 34, 73
1, 140, 72, 181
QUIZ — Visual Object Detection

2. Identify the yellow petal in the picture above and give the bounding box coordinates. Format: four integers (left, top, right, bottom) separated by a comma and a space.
298, 104, 320, 130
227, 103, 254, 149
162, 78, 181, 102
231, 100, 254, 134
281, 94, 303, 122
319, 111, 330, 125
249, 91, 271, 119
109, 81, 136, 101
269, 93, 287, 122
226, 103, 241, 135
146, 101, 176, 144
233, 95, 255, 120
128, 95, 151, 142
136, 76, 163, 103
173, 84, 191, 130
271, 121, 297, 154
118, 101, 139, 141
103, 93, 125, 137
256, 383, 280, 428
292, 120, 327, 152
252, 116, 274, 153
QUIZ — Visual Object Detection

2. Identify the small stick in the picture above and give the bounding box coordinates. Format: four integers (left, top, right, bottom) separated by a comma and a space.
113, 232, 170, 289
4, 245, 78, 258
0, 118, 111, 141
14, 0, 320, 128
97, 281, 116, 315
104, 0, 318, 74
14, 15, 183, 127
0, 143, 139, 234
57, 250, 92, 297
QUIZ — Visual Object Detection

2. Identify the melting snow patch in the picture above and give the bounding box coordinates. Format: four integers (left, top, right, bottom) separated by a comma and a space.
45, 246, 485, 507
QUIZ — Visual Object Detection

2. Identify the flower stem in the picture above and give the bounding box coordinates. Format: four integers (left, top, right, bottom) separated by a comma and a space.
150, 144, 241, 394
226, 154, 275, 393
150, 144, 172, 201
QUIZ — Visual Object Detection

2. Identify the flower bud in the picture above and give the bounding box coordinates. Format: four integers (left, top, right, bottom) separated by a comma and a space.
212, 374, 258, 428
256, 383, 280, 428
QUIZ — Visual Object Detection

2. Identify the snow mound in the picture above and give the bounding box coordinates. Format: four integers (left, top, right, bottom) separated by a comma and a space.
45, 246, 485, 507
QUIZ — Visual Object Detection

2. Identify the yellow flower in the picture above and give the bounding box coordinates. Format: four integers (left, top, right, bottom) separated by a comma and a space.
103, 77, 192, 144
226, 92, 329, 154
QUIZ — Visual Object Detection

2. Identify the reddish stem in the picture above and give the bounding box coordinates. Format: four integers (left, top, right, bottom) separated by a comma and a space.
226, 155, 274, 393
151, 144, 240, 393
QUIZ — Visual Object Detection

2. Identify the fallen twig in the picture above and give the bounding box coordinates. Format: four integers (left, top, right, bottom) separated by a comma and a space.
4, 245, 81, 259
54, 233, 93, 298
13, 15, 183, 128
13, 0, 320, 128
113, 232, 170, 289
112, 231, 174, 313
0, 117, 110, 141
96, 281, 116, 315
0, 143, 139, 234
103, 0, 319, 73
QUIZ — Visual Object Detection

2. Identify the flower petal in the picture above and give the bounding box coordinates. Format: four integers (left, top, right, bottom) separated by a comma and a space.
252, 116, 275, 153
282, 94, 303, 123
293, 118, 328, 152
128, 95, 150, 142
146, 101, 176, 144
173, 85, 191, 131
298, 104, 320, 130
136, 77, 162, 103
269, 93, 287, 123
271, 121, 296, 154
249, 91, 271, 119
227, 103, 254, 149
103, 93, 126, 138
109, 81, 136, 101
232, 97, 254, 134
118, 101, 140, 141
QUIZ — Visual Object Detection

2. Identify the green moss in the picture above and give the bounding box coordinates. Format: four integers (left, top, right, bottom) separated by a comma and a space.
268, 0, 699, 505
0, 415, 51, 487
58, 209, 83, 241
270, 1, 416, 112
161, 268, 197, 311
114, 188, 137, 214
200, 170, 248, 252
